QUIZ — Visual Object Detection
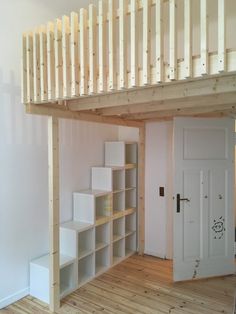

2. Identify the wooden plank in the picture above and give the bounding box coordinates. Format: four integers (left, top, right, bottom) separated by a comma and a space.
98, 0, 107, 93
25, 103, 144, 128
39, 26, 48, 102
155, 0, 164, 83
48, 116, 60, 312
130, 0, 138, 87
119, 0, 127, 89
21, 33, 27, 104
62, 15, 71, 98
108, 0, 116, 91
142, 0, 151, 86
138, 125, 145, 255
200, 0, 208, 75
70, 12, 79, 97
54, 19, 63, 99
80, 9, 88, 96
88, 5, 97, 94
26, 33, 33, 103
169, 0, 177, 80
47, 22, 55, 101
218, 0, 226, 72
33, 30, 40, 102
184, 0, 192, 78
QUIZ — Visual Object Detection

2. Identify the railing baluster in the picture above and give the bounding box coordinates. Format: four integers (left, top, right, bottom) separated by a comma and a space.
155, 0, 164, 83
108, 0, 116, 91
62, 16, 71, 98
80, 8, 88, 96
218, 0, 226, 72
40, 26, 48, 102
71, 12, 79, 97
200, 0, 208, 75
54, 19, 63, 99
89, 5, 97, 94
33, 30, 40, 102
143, 0, 151, 86
47, 22, 55, 101
184, 0, 192, 78
119, 0, 127, 89
26, 33, 33, 103
169, 0, 177, 80
21, 34, 27, 103
98, 0, 107, 93
130, 0, 138, 87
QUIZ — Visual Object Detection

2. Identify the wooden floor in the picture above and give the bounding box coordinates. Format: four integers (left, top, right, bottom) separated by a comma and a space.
2, 254, 236, 314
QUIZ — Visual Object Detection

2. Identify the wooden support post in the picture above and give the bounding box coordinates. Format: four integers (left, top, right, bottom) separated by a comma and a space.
70, 12, 79, 97
155, 0, 164, 83
108, 0, 116, 91
26, 33, 33, 103
98, 0, 107, 93
119, 0, 127, 89
54, 19, 63, 100
47, 22, 55, 101
62, 16, 71, 98
200, 0, 208, 75
184, 0, 192, 78
88, 5, 97, 94
138, 124, 145, 255
33, 30, 40, 102
48, 116, 60, 312
21, 33, 27, 104
169, 0, 177, 80
39, 26, 48, 102
143, 0, 151, 86
130, 0, 138, 87
218, 0, 226, 72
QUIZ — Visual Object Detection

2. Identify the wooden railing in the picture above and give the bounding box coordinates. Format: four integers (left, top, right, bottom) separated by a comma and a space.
21, 0, 235, 105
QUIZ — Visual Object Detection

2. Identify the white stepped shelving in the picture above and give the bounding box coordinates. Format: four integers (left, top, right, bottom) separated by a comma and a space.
30, 141, 137, 305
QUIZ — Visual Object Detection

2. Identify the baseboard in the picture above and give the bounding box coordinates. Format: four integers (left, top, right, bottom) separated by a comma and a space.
0, 287, 29, 309
144, 249, 167, 259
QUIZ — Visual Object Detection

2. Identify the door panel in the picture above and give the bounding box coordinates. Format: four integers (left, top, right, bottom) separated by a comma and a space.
173, 118, 234, 282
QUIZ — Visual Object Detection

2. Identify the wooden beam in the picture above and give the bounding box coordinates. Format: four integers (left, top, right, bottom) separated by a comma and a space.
88, 5, 97, 94
169, 0, 177, 80
138, 124, 145, 255
155, 0, 164, 83
25, 103, 144, 127
184, 0, 192, 78
130, 0, 138, 87
80, 8, 88, 96
119, 0, 127, 89
48, 116, 60, 312
98, 0, 107, 93
70, 12, 79, 97
68, 73, 236, 111
108, 0, 116, 91
218, 0, 226, 72
39, 26, 48, 102
47, 22, 55, 101
200, 0, 208, 75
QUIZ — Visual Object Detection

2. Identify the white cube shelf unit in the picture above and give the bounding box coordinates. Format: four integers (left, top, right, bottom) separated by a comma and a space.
30, 254, 76, 304
30, 141, 137, 305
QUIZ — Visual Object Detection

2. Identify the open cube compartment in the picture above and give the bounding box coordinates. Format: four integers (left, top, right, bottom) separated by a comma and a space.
95, 246, 110, 274
96, 194, 112, 222
78, 228, 94, 259
113, 217, 125, 242
113, 169, 125, 191
125, 188, 136, 210
113, 238, 125, 264
125, 212, 136, 236
125, 168, 137, 189
95, 222, 110, 250
125, 143, 137, 165
78, 253, 94, 286
113, 191, 125, 214
125, 232, 136, 256
60, 262, 77, 298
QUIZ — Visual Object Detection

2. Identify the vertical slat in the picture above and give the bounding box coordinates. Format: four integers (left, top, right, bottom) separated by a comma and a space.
89, 5, 97, 94
143, 0, 151, 85
62, 16, 71, 98
48, 116, 60, 312
155, 0, 164, 83
33, 30, 40, 102
80, 8, 88, 96
138, 124, 145, 255
200, 0, 208, 75
47, 22, 55, 101
39, 26, 48, 102
54, 19, 63, 99
119, 0, 127, 89
130, 0, 138, 87
184, 0, 192, 78
218, 0, 226, 72
21, 34, 27, 103
98, 0, 107, 93
108, 0, 116, 91
169, 0, 177, 80
71, 12, 79, 97
26, 33, 33, 103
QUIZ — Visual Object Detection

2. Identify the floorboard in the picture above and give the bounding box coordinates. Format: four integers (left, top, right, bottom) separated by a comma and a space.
2, 254, 236, 314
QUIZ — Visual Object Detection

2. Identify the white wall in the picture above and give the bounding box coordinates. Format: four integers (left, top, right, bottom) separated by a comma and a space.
0, 0, 118, 308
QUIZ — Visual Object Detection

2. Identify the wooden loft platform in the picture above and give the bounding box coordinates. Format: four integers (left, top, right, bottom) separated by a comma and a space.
22, 0, 236, 124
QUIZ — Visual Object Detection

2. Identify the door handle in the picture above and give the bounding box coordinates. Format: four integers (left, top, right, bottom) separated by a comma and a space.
176, 194, 190, 213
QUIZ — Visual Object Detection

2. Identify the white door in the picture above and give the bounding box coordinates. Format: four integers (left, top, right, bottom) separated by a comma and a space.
173, 117, 235, 281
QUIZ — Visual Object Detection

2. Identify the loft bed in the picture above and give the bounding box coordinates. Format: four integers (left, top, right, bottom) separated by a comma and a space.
21, 0, 236, 311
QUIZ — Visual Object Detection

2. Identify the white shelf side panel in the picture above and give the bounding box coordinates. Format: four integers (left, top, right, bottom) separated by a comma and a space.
105, 142, 125, 166
92, 167, 112, 191
73, 192, 95, 224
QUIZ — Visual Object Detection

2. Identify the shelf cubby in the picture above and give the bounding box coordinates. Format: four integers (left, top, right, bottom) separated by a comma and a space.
95, 246, 110, 275
125, 232, 136, 256
60, 262, 77, 298
125, 212, 136, 236
125, 188, 136, 210
113, 217, 125, 242
113, 191, 125, 216
96, 194, 112, 223
113, 238, 125, 265
125, 143, 137, 165
78, 253, 94, 286
95, 222, 110, 251
105, 142, 137, 167
78, 228, 94, 259
113, 169, 125, 192
125, 168, 137, 189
